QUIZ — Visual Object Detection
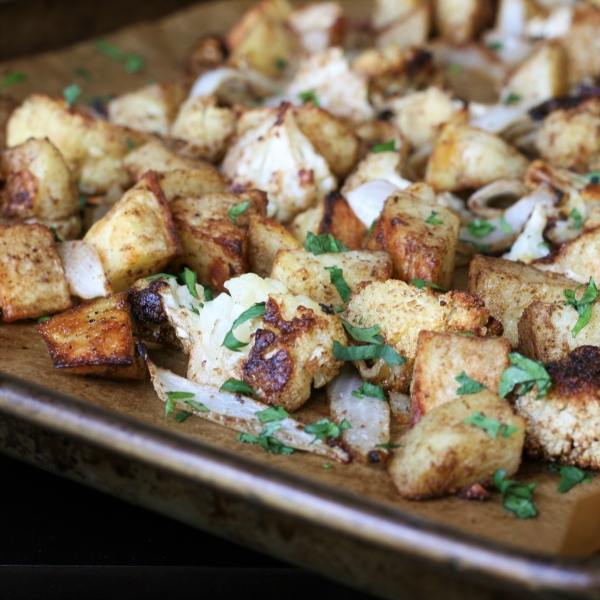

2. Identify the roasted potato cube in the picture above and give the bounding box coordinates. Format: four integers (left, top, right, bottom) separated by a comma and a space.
108, 81, 187, 136
411, 331, 511, 424
344, 280, 490, 393
373, 0, 423, 29
170, 192, 263, 292
535, 98, 600, 174
6, 94, 147, 194
155, 168, 228, 203
170, 95, 236, 163
376, 4, 431, 49
37, 293, 145, 379
518, 300, 600, 363
0, 223, 72, 321
1, 138, 80, 235
247, 214, 302, 277
560, 4, 600, 86
425, 123, 529, 192
84, 172, 182, 292
184, 35, 228, 79
434, 0, 493, 44
468, 255, 579, 347
389, 391, 525, 499
515, 346, 600, 469
123, 139, 219, 181
271, 249, 392, 308
502, 41, 568, 106
288, 191, 367, 250
293, 105, 360, 180
226, 0, 298, 77
365, 189, 460, 289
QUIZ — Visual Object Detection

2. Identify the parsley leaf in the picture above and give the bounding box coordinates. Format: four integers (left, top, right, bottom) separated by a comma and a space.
352, 382, 386, 401
464, 411, 519, 439
325, 266, 352, 303
49, 226, 62, 243
564, 277, 598, 337
340, 319, 384, 344
222, 303, 267, 351
146, 272, 177, 280
305, 232, 348, 255
124, 53, 145, 73
448, 63, 462, 75
504, 92, 522, 106
375, 442, 401, 449
275, 58, 287, 70
323, 462, 333, 469
184, 399, 210, 413
36, 315, 51, 323
181, 267, 199, 299
584, 171, 600, 184
125, 136, 135, 151
333, 340, 406, 367
425, 210, 444, 225
0, 71, 27, 90
241, 422, 295, 454
460, 239, 492, 254
499, 215, 512, 234
372, 140, 395, 153
220, 379, 256, 396
175, 411, 193, 423
455, 331, 474, 337
488, 41, 503, 51
95, 40, 145, 73
455, 372, 486, 395
410, 278, 448, 292
165, 391, 195, 420
494, 470, 538, 519
204, 285, 214, 302
299, 90, 320, 106
498, 352, 551, 398
304, 418, 350, 443
228, 200, 251, 225
570, 208, 583, 230
237, 432, 260, 444
255, 405, 289, 424
548, 464, 593, 493
367, 220, 376, 237
467, 218, 495, 238
74, 67, 93, 83
63, 83, 82, 106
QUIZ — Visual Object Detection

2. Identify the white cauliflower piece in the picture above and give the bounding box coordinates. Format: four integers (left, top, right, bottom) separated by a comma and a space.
288, 1, 344, 54
341, 150, 411, 196
222, 103, 336, 221
345, 180, 399, 228
504, 202, 551, 263
285, 47, 375, 124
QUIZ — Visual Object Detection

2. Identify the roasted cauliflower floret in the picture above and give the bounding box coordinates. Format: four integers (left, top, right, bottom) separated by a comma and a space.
343, 280, 489, 393
341, 149, 410, 196
170, 95, 236, 163
515, 346, 600, 469
285, 47, 375, 124
6, 94, 147, 194
180, 273, 346, 411
389, 391, 525, 499
222, 103, 336, 221
425, 123, 529, 192
288, 1, 344, 55
535, 98, 600, 174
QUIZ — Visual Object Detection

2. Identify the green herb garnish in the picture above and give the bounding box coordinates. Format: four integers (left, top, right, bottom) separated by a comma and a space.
467, 219, 495, 238
74, 67, 93, 83
498, 352, 551, 398
410, 278, 448, 292
305, 232, 348, 255
222, 302, 267, 351
124, 53, 145, 73
36, 315, 51, 323
181, 267, 199, 299
275, 58, 287, 70
488, 41, 503, 51
455, 372, 487, 395
352, 381, 386, 401
333, 340, 406, 367
372, 140, 395, 153
185, 399, 210, 413
323, 462, 332, 469
165, 391, 195, 420
125, 136, 135, 151
464, 411, 518, 439
220, 380, 256, 397
325, 266, 352, 303
146, 273, 177, 280
460, 239, 492, 254
299, 90, 320, 106
494, 470, 538, 519
448, 63, 462, 75
548, 464, 593, 493
49, 226, 62, 243
375, 443, 401, 449
204, 285, 214, 301
504, 92, 522, 106
564, 277, 598, 337
425, 210, 444, 225
228, 200, 251, 225
304, 418, 350, 443
570, 208, 583, 230
175, 411, 193, 423
95, 40, 145, 73
63, 83, 82, 106
499, 215, 512, 234
0, 71, 27, 90
255, 405, 289, 424
341, 319, 384, 344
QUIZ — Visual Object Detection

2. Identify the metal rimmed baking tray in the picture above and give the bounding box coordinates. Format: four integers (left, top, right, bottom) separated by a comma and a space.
3, 1, 600, 597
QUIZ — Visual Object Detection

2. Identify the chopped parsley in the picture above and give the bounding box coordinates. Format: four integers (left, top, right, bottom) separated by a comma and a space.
184, 399, 210, 413
333, 340, 406, 368
304, 418, 350, 443
584, 171, 600, 184
94, 40, 145, 73
165, 391, 195, 420
322, 462, 333, 469
504, 92, 522, 106
63, 83, 82, 106
564, 277, 598, 337
455, 372, 486, 395
204, 285, 214, 301
410, 278, 448, 292
352, 381, 386, 401
36, 315, 51, 323
220, 379, 256, 396
181, 267, 199, 299
448, 63, 462, 75
570, 208, 583, 230
494, 470, 538, 519
467, 219, 495, 238
425, 210, 444, 225
275, 58, 287, 70
299, 90, 320, 107
372, 140, 395, 153
0, 71, 27, 90
49, 226, 62, 243
464, 411, 519, 439
174, 411, 193, 423
341, 319, 384, 344
305, 232, 348, 255
236, 428, 295, 454
498, 352, 551, 398
375, 443, 401, 450
146, 273, 177, 280
325, 266, 352, 303
228, 200, 251, 225
125, 136, 136, 151
74, 67, 93, 83
548, 464, 594, 493
222, 303, 267, 351
460, 239, 492, 254
367, 220, 376, 237
488, 41, 503, 51
499, 215, 512, 234
124, 54, 145, 74
255, 405, 289, 424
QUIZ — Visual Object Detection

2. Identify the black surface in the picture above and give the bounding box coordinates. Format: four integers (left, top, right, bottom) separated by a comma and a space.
0, 453, 379, 599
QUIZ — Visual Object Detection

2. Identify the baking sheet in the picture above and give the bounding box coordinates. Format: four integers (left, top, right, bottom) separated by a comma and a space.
1, 0, 600, 565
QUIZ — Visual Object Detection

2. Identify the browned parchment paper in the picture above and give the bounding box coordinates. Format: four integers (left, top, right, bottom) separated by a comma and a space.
0, 0, 599, 559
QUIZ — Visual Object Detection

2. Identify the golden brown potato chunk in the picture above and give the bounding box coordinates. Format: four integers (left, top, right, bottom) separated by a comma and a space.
411, 331, 511, 424
468, 255, 579, 347
84, 172, 182, 292
6, 94, 147, 194
108, 81, 187, 136
376, 4, 431, 49
247, 214, 302, 277
389, 391, 525, 499
37, 293, 145, 379
271, 249, 392, 308
0, 223, 72, 322
0, 138, 80, 237
425, 123, 529, 192
518, 300, 600, 363
434, 0, 493, 44
155, 168, 228, 203
366, 189, 460, 289
560, 4, 600, 86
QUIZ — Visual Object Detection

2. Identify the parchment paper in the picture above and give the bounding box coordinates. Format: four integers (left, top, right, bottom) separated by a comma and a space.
0, 0, 598, 558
